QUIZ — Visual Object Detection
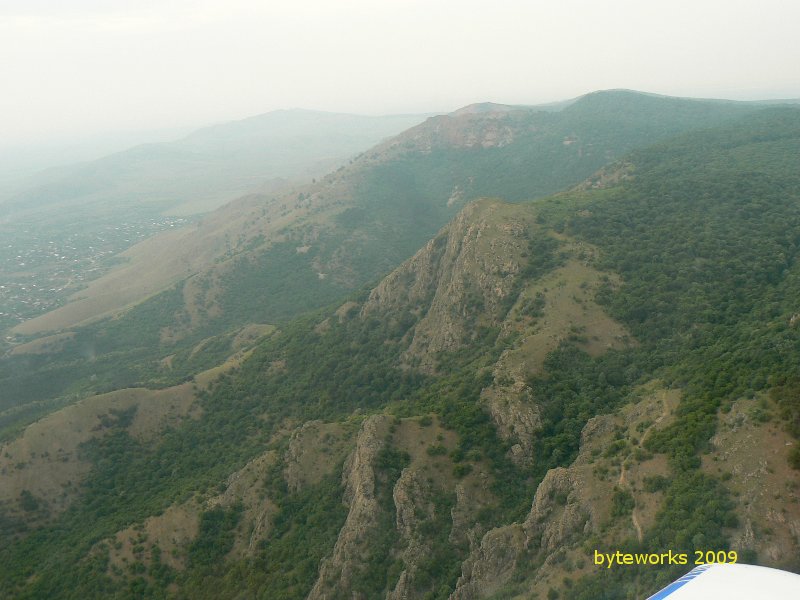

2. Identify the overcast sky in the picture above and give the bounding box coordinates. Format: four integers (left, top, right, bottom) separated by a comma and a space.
2, 0, 799, 146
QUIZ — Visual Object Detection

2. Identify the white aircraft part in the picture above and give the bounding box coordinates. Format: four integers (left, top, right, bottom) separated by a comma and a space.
647, 563, 800, 599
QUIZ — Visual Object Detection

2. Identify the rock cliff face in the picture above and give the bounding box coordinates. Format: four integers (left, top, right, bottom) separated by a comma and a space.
451, 383, 682, 599
451, 412, 621, 598
362, 199, 535, 371
450, 463, 598, 600
521, 467, 594, 555
283, 420, 355, 493
362, 200, 631, 469
480, 382, 541, 466
386, 468, 436, 600
368, 109, 532, 161
209, 450, 280, 556
308, 415, 390, 600
450, 524, 527, 600
301, 411, 498, 600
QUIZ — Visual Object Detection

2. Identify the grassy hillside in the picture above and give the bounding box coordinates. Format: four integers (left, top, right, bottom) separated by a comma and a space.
0, 111, 427, 338
2, 91, 773, 428
1, 106, 799, 598
0, 110, 428, 218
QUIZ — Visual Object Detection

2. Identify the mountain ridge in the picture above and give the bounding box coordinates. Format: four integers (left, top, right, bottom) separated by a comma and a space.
10, 89, 770, 341
0, 109, 430, 219
2, 105, 800, 598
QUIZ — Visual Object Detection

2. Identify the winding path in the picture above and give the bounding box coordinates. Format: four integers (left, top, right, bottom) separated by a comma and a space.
618, 390, 670, 543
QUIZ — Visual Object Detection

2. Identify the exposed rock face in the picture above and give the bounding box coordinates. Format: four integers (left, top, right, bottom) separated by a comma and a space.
360, 225, 448, 331
209, 450, 279, 556
284, 420, 323, 492
450, 384, 683, 599
362, 200, 533, 371
307, 415, 390, 600
522, 467, 593, 555
386, 468, 436, 600
450, 445, 599, 599
449, 480, 491, 550
284, 420, 354, 493
370, 109, 534, 160
450, 524, 527, 600
480, 381, 541, 466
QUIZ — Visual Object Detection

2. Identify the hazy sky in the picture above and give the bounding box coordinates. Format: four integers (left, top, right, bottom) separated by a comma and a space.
2, 0, 799, 145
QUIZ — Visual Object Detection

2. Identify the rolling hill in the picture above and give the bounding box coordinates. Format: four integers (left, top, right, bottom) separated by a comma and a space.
11, 90, 765, 342
0, 100, 799, 598
0, 109, 429, 219
0, 110, 428, 335
1, 90, 787, 450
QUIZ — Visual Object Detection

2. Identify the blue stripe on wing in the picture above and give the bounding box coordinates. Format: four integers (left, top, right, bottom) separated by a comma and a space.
646, 564, 713, 599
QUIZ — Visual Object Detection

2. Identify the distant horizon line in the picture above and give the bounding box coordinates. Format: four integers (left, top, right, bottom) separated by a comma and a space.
2, 88, 799, 165
4, 87, 800, 152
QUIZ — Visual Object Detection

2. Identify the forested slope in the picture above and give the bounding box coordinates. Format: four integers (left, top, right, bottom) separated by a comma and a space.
1, 106, 799, 598
2, 91, 767, 430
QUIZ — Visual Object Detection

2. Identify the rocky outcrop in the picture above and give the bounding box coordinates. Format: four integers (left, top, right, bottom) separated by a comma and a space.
449, 481, 491, 550
386, 469, 436, 600
307, 415, 390, 600
362, 200, 533, 371
283, 420, 354, 493
450, 524, 527, 600
480, 381, 541, 466
360, 225, 448, 331
370, 110, 532, 161
284, 420, 322, 492
522, 467, 593, 556
209, 450, 279, 556
450, 443, 600, 599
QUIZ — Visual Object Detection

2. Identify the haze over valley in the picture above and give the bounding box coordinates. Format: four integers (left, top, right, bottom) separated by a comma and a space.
2, 1, 800, 599
0, 109, 426, 334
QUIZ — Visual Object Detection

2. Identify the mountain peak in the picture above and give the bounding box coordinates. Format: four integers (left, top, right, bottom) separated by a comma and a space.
450, 102, 526, 116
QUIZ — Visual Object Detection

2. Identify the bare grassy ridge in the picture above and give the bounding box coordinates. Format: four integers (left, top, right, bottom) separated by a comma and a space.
4, 100, 800, 599
702, 398, 800, 571
0, 384, 197, 521
13, 91, 757, 339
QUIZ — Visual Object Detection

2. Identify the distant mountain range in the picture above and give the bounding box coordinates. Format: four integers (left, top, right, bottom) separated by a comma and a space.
11, 90, 773, 338
1, 90, 800, 599
0, 109, 429, 218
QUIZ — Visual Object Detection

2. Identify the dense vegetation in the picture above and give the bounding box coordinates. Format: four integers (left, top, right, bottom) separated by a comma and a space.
2, 101, 800, 598
0, 91, 765, 432
537, 107, 800, 595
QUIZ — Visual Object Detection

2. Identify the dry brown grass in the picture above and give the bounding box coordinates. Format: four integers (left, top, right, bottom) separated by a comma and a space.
7, 332, 76, 356
702, 397, 800, 570
105, 503, 200, 573
498, 256, 632, 382
0, 384, 197, 520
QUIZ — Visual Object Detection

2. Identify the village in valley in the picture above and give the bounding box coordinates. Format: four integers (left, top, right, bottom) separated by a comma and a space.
0, 214, 187, 335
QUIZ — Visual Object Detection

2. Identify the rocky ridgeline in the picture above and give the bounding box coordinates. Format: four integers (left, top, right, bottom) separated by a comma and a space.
362, 199, 533, 369
306, 415, 388, 599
